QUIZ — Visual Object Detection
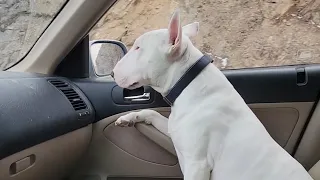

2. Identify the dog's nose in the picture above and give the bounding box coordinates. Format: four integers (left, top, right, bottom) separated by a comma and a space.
110, 71, 114, 78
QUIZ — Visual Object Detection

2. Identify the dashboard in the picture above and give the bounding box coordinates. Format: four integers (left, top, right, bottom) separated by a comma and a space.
0, 71, 167, 161
0, 71, 94, 160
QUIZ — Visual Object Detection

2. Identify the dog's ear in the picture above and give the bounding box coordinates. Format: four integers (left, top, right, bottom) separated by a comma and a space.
167, 9, 182, 58
182, 22, 199, 38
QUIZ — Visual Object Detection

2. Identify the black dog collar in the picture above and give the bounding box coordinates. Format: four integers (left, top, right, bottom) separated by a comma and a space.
163, 55, 212, 106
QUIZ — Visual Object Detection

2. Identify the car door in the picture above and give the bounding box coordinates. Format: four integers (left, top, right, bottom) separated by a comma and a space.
67, 46, 320, 180
67, 30, 320, 180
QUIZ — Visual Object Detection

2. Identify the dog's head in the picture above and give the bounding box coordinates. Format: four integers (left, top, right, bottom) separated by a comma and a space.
112, 10, 200, 92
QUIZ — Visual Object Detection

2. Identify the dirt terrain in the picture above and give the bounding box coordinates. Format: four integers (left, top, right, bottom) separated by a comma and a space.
90, 0, 320, 69
1, 0, 320, 71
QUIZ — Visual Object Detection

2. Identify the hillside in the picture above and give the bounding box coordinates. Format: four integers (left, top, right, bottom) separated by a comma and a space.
90, 0, 320, 69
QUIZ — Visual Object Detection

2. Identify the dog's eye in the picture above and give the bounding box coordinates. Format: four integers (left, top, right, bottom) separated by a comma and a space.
135, 46, 140, 50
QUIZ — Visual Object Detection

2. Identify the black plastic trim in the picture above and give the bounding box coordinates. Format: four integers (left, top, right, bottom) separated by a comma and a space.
55, 35, 90, 78
224, 65, 320, 103
72, 78, 167, 123
73, 65, 320, 122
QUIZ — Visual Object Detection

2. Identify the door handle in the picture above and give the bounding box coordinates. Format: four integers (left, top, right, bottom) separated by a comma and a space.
124, 92, 151, 102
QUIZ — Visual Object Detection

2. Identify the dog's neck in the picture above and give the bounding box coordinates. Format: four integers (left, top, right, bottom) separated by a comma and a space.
152, 41, 204, 96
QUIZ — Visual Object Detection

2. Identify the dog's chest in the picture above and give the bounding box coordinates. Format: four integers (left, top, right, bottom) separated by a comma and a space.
168, 114, 217, 159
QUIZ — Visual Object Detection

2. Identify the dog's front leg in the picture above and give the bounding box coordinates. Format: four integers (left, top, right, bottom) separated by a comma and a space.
183, 161, 211, 180
115, 109, 169, 136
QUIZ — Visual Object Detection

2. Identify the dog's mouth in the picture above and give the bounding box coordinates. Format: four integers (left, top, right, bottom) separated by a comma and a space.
127, 82, 140, 89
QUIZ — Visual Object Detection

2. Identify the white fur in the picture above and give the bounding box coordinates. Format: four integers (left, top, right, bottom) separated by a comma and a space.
113, 10, 313, 180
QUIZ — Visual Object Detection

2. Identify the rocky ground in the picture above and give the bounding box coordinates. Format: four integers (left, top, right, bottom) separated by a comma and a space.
1, 0, 320, 70
90, 0, 320, 69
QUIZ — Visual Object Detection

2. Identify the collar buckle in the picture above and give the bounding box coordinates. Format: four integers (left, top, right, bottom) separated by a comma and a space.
163, 96, 173, 106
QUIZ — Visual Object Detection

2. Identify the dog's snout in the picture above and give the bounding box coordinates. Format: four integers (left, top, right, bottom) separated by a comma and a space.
110, 71, 114, 78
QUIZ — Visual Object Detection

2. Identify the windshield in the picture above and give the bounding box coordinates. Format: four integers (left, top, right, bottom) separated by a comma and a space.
0, 0, 67, 71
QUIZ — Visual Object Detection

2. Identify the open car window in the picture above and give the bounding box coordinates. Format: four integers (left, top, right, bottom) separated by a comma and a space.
0, 0, 68, 71
90, 0, 320, 71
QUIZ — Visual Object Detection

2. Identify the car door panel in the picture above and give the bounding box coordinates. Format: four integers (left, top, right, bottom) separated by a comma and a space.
249, 102, 313, 153
69, 102, 313, 180
134, 103, 313, 156
0, 125, 92, 180
103, 122, 177, 165
309, 159, 320, 179
295, 102, 320, 170
69, 110, 183, 180
69, 65, 320, 180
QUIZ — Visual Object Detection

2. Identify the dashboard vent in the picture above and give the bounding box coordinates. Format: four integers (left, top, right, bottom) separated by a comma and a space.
48, 79, 87, 111
48, 79, 69, 88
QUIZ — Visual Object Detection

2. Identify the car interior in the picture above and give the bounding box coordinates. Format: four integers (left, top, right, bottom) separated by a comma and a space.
1, 0, 320, 180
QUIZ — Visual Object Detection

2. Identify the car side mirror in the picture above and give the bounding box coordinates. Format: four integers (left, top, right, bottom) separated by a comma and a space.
89, 40, 127, 77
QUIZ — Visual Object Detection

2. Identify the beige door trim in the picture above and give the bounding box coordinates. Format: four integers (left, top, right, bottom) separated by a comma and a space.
295, 101, 320, 170
0, 125, 92, 180
71, 102, 313, 179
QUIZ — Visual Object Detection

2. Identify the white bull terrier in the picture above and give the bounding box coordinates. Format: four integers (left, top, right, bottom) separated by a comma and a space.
112, 10, 313, 180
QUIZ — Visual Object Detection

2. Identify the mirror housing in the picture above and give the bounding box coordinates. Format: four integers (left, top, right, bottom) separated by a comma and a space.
89, 40, 127, 77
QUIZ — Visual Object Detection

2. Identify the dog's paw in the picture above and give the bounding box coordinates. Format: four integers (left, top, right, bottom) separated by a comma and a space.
115, 113, 137, 127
